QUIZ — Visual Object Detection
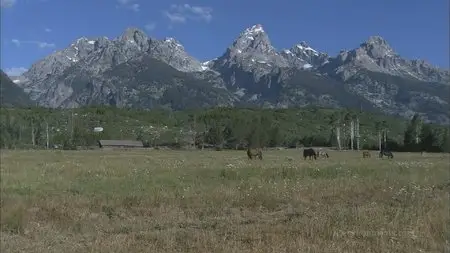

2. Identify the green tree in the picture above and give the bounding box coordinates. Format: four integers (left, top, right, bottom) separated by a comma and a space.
231, 115, 250, 149
440, 128, 450, 152
205, 112, 226, 147
419, 124, 436, 152
268, 122, 281, 147
0, 112, 12, 148
0, 106, 446, 152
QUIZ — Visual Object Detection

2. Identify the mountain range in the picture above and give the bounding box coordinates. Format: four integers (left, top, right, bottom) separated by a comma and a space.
3, 24, 450, 124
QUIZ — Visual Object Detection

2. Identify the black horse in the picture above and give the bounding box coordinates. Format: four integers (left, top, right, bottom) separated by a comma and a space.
303, 148, 317, 160
379, 150, 394, 159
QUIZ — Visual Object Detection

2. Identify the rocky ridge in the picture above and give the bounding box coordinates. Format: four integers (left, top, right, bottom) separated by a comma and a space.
5, 24, 450, 124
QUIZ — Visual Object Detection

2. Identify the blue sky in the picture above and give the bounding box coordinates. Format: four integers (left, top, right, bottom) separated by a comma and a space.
1, 0, 449, 76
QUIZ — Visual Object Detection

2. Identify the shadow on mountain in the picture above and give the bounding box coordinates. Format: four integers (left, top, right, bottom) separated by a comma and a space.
282, 70, 378, 111
345, 70, 450, 120
0, 70, 32, 107
51, 56, 235, 110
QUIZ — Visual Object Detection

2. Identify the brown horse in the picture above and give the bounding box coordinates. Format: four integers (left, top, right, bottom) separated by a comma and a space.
362, 151, 371, 158
317, 149, 329, 159
247, 147, 263, 160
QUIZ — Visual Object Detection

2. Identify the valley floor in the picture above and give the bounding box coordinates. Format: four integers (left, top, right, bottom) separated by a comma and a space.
1, 149, 449, 252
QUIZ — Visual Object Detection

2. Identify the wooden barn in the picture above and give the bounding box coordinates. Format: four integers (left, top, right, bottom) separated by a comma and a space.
97, 140, 144, 149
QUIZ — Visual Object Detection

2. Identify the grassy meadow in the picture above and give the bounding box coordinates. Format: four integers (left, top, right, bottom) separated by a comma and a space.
1, 149, 449, 253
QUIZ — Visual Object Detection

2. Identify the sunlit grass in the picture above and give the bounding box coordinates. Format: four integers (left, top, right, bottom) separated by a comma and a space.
1, 149, 449, 252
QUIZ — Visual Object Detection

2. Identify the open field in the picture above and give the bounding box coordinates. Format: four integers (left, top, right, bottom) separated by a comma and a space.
1, 149, 449, 253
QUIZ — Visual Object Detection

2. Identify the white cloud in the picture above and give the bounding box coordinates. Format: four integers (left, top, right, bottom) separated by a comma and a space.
36, 42, 55, 48
11, 39, 55, 48
129, 3, 139, 11
11, 39, 21, 46
4, 67, 28, 76
144, 22, 156, 31
163, 11, 186, 23
44, 28, 52, 32
163, 4, 213, 25
1, 0, 16, 8
117, 0, 139, 12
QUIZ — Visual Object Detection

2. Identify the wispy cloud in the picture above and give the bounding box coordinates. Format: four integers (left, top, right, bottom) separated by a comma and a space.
11, 39, 21, 46
117, 0, 139, 12
144, 22, 156, 31
4, 67, 27, 76
1, 0, 16, 8
44, 28, 52, 33
163, 4, 213, 25
129, 3, 139, 11
37, 42, 55, 48
164, 12, 186, 24
11, 39, 55, 48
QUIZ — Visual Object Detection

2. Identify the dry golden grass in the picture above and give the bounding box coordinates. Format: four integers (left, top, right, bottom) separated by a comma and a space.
0, 149, 449, 253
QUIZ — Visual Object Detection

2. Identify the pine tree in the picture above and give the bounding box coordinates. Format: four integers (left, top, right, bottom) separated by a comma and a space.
441, 128, 450, 153
419, 124, 435, 152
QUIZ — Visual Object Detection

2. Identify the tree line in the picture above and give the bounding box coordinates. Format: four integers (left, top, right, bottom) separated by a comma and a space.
0, 106, 448, 152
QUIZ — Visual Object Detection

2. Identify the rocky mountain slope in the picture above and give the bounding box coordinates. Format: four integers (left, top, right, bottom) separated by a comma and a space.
0, 70, 32, 107
5, 24, 450, 124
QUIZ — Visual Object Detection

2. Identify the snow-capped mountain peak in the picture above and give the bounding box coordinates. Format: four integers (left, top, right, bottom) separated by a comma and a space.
279, 41, 329, 68
230, 24, 274, 52
163, 37, 184, 49
360, 35, 396, 58
2, 23, 449, 126
294, 41, 319, 56
242, 24, 265, 36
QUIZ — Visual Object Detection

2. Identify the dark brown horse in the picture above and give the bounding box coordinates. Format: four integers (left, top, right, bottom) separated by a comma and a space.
247, 147, 263, 160
303, 148, 317, 160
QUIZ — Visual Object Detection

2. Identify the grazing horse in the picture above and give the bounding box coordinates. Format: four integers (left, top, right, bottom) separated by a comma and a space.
379, 150, 394, 159
303, 148, 317, 160
247, 147, 263, 160
317, 149, 329, 159
362, 151, 371, 158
